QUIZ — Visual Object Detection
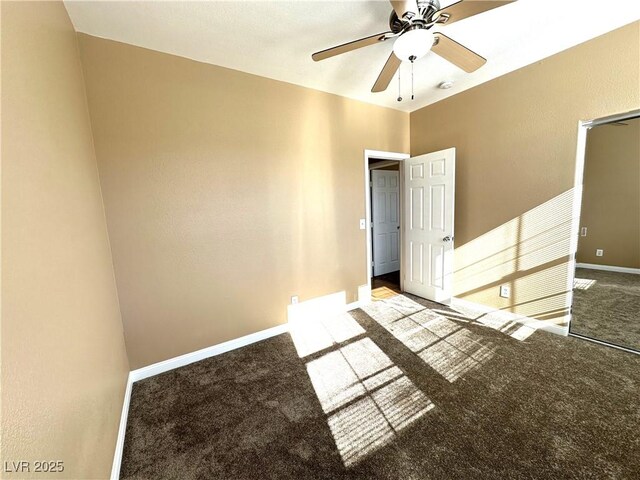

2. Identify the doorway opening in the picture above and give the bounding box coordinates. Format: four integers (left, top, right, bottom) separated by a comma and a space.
568, 109, 640, 355
370, 159, 402, 298
364, 148, 457, 305
364, 150, 410, 301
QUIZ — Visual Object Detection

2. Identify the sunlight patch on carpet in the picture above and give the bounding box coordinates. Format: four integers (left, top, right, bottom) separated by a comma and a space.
304, 337, 433, 467
289, 312, 365, 358
574, 278, 596, 290
364, 295, 497, 382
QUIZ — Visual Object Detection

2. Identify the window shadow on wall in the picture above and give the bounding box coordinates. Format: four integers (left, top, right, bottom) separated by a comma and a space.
453, 189, 577, 328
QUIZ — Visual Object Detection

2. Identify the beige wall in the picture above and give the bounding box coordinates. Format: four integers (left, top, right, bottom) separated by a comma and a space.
411, 22, 640, 324
1, 2, 129, 479
577, 117, 640, 268
77, 34, 409, 369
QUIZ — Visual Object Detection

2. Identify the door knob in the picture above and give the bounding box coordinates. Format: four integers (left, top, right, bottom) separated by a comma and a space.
443, 235, 454, 242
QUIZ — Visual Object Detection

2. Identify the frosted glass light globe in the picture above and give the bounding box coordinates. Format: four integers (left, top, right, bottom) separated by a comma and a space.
393, 29, 434, 61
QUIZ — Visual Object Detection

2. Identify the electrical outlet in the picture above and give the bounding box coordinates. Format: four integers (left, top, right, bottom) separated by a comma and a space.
580, 227, 587, 237
499, 286, 510, 298
596, 249, 604, 257
291, 295, 299, 304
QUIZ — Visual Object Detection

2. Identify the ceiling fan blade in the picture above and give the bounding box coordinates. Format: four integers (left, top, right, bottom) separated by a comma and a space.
390, 0, 420, 20
434, 0, 516, 26
372, 52, 402, 93
432, 33, 486, 73
312, 32, 391, 61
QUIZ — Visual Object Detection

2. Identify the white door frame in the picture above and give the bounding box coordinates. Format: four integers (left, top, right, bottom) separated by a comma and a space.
567, 108, 640, 350
364, 150, 410, 293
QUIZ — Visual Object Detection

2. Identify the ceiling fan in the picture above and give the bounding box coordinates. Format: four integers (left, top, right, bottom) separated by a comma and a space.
312, 0, 516, 93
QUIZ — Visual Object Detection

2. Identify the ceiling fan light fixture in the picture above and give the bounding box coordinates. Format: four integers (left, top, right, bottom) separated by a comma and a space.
393, 29, 434, 62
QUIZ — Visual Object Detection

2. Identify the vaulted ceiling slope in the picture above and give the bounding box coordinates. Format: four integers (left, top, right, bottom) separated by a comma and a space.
64, 1, 640, 113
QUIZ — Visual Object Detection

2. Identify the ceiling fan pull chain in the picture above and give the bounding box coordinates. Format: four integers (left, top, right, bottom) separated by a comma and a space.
397, 64, 402, 102
411, 59, 415, 100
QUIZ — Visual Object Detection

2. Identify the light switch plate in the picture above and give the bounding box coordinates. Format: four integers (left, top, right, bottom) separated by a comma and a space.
359, 218, 366, 230
291, 295, 299, 304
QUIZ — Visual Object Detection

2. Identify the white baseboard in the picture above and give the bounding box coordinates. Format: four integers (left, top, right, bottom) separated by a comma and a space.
112, 291, 365, 477
111, 373, 133, 480
575, 263, 640, 275
129, 323, 289, 383
357, 284, 372, 305
112, 322, 289, 478
132, 290, 360, 386
346, 301, 361, 311
287, 291, 348, 323
451, 297, 569, 336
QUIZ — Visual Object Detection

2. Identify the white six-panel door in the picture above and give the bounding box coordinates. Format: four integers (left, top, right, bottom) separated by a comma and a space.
404, 148, 455, 303
372, 170, 400, 276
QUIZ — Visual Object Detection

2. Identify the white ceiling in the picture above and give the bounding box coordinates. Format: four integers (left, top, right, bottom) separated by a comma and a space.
64, 0, 640, 113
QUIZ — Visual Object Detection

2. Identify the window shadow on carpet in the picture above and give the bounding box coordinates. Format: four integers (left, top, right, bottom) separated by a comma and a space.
361, 293, 546, 380
289, 313, 434, 467
121, 292, 640, 480
288, 291, 542, 468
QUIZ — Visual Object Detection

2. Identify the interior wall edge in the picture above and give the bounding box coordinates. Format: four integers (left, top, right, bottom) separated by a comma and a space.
1, 2, 131, 477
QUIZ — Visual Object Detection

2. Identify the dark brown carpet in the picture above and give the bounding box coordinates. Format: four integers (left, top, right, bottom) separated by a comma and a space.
121, 294, 640, 480
570, 268, 640, 351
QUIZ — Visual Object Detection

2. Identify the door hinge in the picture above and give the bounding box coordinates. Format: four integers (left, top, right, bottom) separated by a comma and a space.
369, 181, 373, 188
371, 261, 375, 267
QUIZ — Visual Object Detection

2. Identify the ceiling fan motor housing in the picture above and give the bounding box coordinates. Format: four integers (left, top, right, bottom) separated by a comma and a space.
311, 0, 500, 94
389, 0, 441, 32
